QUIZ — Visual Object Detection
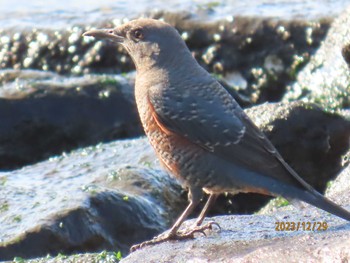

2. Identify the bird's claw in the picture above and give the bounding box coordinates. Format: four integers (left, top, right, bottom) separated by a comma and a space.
190, 220, 221, 236
202, 220, 221, 231
130, 221, 221, 252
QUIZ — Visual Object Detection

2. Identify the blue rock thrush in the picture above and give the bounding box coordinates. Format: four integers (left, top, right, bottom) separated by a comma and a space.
83, 18, 350, 250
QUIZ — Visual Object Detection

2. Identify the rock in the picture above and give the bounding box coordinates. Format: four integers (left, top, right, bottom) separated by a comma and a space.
0, 138, 185, 261
0, 69, 142, 170
121, 163, 350, 263
284, 6, 350, 110
246, 101, 350, 191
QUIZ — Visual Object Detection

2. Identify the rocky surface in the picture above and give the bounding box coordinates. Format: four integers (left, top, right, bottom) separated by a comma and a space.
6, 163, 350, 262
0, 69, 142, 170
284, 6, 350, 109
0, 138, 184, 261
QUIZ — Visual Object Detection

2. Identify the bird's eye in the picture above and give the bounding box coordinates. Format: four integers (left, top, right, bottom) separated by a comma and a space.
133, 29, 143, 39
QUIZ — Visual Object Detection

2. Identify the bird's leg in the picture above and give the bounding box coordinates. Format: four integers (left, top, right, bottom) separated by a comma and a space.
195, 193, 218, 226
193, 193, 220, 231
179, 193, 221, 236
130, 188, 202, 252
165, 199, 198, 236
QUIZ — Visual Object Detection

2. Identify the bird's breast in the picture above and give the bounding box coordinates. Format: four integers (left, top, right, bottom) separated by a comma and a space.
135, 89, 202, 185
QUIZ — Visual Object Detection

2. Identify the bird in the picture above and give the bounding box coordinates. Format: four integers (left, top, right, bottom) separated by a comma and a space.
83, 18, 350, 250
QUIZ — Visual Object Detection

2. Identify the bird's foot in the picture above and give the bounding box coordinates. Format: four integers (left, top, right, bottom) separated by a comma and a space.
184, 220, 221, 238
130, 221, 220, 252
194, 220, 221, 232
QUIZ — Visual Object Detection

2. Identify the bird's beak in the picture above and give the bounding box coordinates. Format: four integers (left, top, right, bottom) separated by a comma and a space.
83, 28, 124, 43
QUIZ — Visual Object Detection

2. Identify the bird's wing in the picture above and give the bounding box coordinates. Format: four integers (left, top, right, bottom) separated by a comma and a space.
148, 81, 246, 151
148, 79, 317, 192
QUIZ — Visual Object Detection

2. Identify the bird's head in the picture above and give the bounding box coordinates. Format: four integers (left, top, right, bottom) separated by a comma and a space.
83, 18, 193, 72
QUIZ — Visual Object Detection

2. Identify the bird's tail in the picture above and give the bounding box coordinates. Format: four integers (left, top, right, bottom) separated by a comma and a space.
220, 158, 350, 221
273, 182, 350, 222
